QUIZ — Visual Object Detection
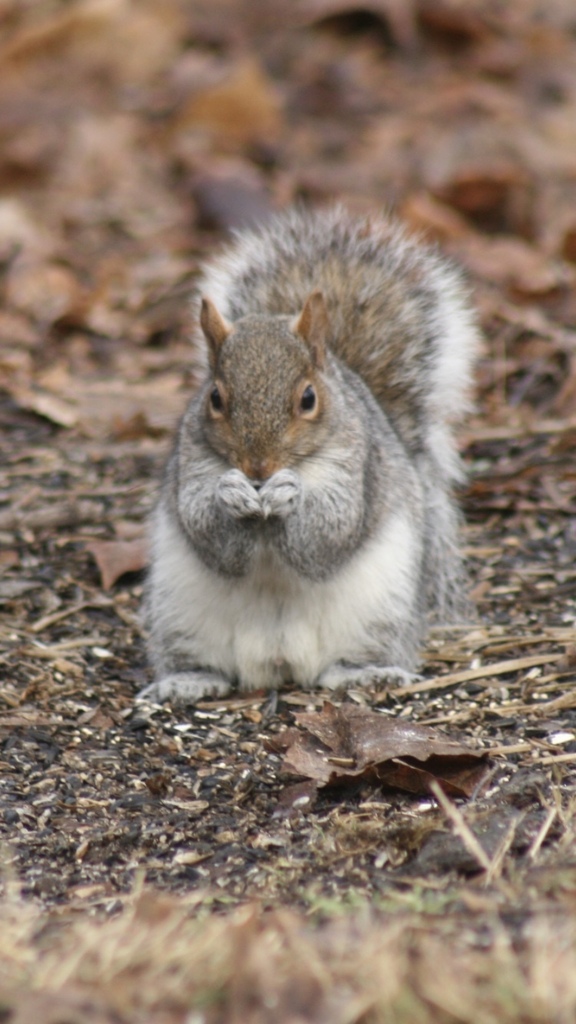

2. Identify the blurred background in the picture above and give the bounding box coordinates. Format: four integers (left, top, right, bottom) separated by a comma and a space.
1, 0, 576, 442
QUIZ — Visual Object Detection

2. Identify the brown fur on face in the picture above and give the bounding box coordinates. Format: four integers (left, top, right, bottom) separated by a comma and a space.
202, 311, 328, 480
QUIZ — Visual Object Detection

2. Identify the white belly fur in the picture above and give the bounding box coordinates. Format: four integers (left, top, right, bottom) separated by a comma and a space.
150, 508, 419, 690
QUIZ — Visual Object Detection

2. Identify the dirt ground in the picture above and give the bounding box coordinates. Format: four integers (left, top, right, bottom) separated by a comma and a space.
1, 2, 576, 1022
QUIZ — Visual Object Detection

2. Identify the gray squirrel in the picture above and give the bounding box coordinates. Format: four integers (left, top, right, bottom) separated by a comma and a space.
139, 206, 479, 704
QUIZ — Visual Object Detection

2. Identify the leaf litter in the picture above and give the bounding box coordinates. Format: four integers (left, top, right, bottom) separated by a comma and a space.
1, 0, 576, 1021
274, 702, 490, 809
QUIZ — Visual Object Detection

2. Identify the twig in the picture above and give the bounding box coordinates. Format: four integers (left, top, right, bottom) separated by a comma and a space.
485, 813, 524, 884
393, 654, 563, 696
429, 780, 492, 873
26, 636, 107, 658
534, 752, 576, 767
528, 808, 557, 861
489, 742, 535, 756
29, 598, 114, 633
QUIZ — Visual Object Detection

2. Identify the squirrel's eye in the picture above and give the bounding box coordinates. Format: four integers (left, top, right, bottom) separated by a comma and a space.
210, 385, 223, 412
300, 384, 316, 413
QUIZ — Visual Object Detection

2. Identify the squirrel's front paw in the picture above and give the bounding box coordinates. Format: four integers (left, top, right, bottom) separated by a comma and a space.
217, 469, 263, 519
259, 469, 301, 519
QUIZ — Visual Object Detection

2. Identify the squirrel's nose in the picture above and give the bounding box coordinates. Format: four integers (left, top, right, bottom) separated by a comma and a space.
241, 457, 275, 481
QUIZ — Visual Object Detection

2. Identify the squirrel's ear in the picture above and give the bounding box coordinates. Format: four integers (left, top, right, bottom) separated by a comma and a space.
200, 297, 232, 366
294, 290, 329, 368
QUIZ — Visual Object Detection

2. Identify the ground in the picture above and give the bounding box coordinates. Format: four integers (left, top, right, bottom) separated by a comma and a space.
1, 2, 576, 1022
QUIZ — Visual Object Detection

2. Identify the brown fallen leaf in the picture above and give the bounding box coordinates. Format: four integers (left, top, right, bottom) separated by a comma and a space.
278, 702, 489, 803
401, 191, 471, 244
375, 758, 489, 799
111, 411, 168, 441
457, 235, 573, 298
87, 536, 149, 590
417, 0, 491, 43
36, 375, 185, 439
6, 259, 85, 325
10, 386, 78, 428
173, 58, 282, 151
300, 0, 418, 50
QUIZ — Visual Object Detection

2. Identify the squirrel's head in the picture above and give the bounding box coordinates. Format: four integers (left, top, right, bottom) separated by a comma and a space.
199, 291, 331, 481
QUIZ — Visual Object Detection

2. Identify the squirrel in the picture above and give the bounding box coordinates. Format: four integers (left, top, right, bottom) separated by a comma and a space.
139, 205, 479, 704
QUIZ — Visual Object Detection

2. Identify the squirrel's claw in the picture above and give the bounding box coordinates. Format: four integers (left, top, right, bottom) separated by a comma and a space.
259, 469, 301, 519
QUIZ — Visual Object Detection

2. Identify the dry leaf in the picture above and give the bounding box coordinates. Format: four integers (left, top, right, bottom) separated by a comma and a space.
11, 386, 78, 428
6, 260, 84, 325
401, 191, 471, 243
111, 411, 168, 441
39, 376, 185, 439
458, 236, 573, 297
418, 1, 491, 42
300, 0, 418, 48
87, 537, 149, 590
174, 58, 283, 151
278, 702, 489, 801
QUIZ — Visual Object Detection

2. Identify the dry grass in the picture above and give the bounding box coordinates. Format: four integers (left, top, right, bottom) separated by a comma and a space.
1, 880, 576, 1024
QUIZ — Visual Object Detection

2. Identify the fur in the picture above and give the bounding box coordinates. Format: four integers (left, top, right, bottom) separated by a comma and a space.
140, 206, 480, 704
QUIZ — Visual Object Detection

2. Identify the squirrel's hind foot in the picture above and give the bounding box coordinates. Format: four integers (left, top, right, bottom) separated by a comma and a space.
137, 671, 232, 705
317, 662, 422, 691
